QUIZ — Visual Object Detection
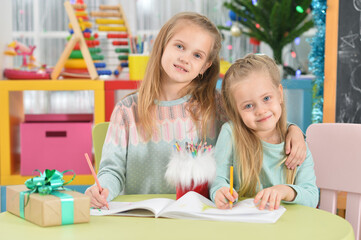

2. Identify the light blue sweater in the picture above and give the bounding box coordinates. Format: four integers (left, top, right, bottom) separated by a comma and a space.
209, 122, 319, 208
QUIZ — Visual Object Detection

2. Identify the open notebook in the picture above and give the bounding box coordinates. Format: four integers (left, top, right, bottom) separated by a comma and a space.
90, 191, 286, 223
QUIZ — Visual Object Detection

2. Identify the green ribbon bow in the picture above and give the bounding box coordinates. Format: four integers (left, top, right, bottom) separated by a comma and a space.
24, 169, 75, 195
20, 169, 76, 225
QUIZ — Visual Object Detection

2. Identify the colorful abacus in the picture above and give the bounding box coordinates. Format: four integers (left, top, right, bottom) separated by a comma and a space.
62, 0, 111, 78
90, 5, 131, 77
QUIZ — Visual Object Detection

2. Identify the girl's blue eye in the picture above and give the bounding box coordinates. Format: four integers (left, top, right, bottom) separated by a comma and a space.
264, 96, 270, 101
176, 44, 183, 49
245, 104, 253, 109
194, 53, 201, 59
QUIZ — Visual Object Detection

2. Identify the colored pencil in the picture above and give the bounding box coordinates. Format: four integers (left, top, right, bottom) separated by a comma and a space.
84, 153, 109, 210
229, 166, 234, 208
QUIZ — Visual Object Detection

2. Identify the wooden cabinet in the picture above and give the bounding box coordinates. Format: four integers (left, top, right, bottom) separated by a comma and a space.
0, 80, 105, 185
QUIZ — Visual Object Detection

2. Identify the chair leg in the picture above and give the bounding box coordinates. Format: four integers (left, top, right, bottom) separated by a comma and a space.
345, 193, 361, 240
320, 189, 337, 214
337, 192, 347, 218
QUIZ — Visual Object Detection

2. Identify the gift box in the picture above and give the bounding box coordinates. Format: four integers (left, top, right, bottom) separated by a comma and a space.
6, 185, 90, 227
165, 142, 216, 199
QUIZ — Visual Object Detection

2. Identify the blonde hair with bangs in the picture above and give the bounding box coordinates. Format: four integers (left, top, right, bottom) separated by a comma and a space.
137, 12, 222, 140
221, 53, 296, 198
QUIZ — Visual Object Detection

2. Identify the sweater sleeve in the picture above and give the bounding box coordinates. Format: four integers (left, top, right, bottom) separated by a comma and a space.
209, 123, 236, 202
283, 145, 319, 208
96, 103, 129, 201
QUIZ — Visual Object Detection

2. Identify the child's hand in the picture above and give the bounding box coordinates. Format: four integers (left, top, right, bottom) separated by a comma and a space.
214, 186, 238, 209
85, 185, 109, 208
285, 125, 307, 170
254, 185, 295, 211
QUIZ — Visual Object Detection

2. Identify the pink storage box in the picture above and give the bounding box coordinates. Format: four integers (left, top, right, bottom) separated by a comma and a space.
20, 122, 92, 176
24, 113, 93, 123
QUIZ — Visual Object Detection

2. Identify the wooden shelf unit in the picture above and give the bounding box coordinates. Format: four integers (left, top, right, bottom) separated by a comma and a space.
104, 80, 140, 121
0, 80, 105, 185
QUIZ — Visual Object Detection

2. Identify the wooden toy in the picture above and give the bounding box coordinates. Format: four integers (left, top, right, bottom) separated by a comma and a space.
51, 1, 98, 80
90, 4, 131, 76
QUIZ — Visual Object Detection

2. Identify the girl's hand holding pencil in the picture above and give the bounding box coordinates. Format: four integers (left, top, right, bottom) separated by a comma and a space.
85, 185, 110, 209
214, 186, 238, 210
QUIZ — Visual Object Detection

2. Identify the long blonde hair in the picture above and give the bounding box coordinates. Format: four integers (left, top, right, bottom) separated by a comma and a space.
221, 54, 295, 197
137, 12, 222, 140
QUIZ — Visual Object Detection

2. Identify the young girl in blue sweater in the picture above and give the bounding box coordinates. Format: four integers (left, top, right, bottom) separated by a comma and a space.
210, 54, 318, 210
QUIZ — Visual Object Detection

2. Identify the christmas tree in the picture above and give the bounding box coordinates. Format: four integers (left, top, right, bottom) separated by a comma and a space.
220, 0, 314, 65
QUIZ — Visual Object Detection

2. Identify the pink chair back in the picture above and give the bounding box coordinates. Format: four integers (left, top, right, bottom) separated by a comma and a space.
306, 123, 361, 240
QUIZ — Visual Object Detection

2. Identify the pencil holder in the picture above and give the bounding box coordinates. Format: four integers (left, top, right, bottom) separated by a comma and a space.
128, 54, 149, 81
165, 145, 216, 200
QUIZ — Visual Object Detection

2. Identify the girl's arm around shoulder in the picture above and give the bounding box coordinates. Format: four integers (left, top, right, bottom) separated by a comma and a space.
283, 145, 319, 208
285, 123, 307, 169
209, 122, 235, 202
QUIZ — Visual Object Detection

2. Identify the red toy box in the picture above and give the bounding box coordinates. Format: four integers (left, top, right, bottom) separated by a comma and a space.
20, 114, 93, 175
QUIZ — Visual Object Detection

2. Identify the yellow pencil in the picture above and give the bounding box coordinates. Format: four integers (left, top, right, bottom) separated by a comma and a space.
229, 166, 234, 208
175, 143, 180, 151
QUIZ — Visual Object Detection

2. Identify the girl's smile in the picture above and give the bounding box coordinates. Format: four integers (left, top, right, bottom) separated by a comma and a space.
257, 114, 272, 122
173, 64, 189, 73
